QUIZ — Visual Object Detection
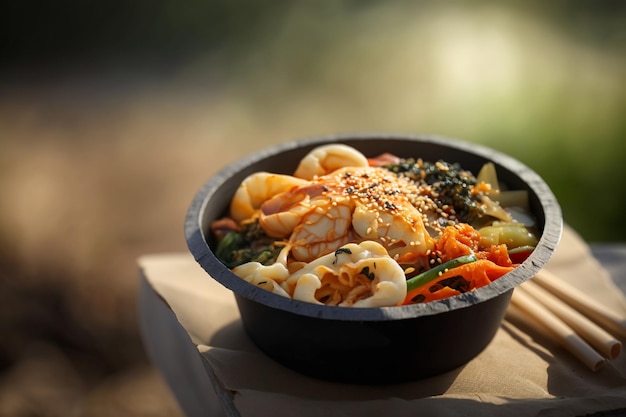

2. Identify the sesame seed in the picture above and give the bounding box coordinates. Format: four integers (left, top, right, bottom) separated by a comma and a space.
311, 164, 469, 239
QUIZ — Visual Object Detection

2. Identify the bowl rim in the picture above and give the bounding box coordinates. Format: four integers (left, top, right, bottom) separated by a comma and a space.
185, 132, 562, 321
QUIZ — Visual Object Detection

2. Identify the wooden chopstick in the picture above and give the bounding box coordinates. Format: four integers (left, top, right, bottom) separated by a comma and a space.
521, 280, 622, 360
510, 286, 606, 372
532, 269, 626, 340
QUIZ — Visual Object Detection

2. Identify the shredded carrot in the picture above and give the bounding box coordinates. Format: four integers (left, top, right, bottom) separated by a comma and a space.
401, 259, 514, 305
478, 243, 513, 267
399, 215, 518, 305
436, 224, 513, 266
435, 223, 481, 261
471, 181, 492, 195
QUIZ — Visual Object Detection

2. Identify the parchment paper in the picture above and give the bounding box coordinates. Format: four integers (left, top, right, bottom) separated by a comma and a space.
139, 225, 626, 417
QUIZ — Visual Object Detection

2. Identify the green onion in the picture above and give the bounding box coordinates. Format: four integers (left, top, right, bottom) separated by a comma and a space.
508, 245, 536, 254
508, 245, 535, 263
406, 253, 478, 292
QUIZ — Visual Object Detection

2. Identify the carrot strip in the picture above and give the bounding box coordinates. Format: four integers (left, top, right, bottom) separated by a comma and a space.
401, 259, 514, 305
479, 243, 513, 267
436, 223, 480, 261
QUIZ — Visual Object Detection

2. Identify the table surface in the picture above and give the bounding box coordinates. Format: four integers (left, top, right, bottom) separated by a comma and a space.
591, 244, 626, 294
139, 245, 626, 417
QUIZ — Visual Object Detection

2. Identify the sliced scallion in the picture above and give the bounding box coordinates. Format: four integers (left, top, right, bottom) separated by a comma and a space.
406, 253, 478, 292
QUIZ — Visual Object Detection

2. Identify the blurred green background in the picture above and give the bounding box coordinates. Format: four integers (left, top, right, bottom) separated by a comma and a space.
0, 1, 625, 416
3, 1, 625, 241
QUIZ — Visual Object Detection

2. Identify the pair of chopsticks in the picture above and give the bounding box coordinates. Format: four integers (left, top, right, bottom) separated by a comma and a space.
506, 269, 626, 372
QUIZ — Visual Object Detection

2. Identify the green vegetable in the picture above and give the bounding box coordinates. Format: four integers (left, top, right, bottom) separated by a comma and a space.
479, 222, 539, 248
508, 245, 536, 254
406, 253, 478, 292
214, 220, 282, 268
476, 162, 500, 196
508, 245, 536, 263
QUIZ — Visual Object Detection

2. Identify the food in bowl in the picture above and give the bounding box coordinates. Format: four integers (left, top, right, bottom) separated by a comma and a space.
186, 134, 562, 383
209, 143, 539, 308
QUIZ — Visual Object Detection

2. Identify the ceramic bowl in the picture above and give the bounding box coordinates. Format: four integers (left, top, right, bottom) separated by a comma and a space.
185, 133, 562, 383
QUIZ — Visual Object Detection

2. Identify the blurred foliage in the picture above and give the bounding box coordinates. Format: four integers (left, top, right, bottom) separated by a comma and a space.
2, 1, 623, 66
1, 1, 625, 245
1, 0, 294, 69
0, 2, 625, 415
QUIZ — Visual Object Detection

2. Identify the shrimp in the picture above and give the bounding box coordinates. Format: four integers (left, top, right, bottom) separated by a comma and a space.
258, 191, 312, 238
229, 172, 308, 222
352, 200, 434, 263
259, 183, 324, 238
259, 165, 435, 264
259, 186, 356, 258
288, 196, 356, 261
294, 144, 369, 180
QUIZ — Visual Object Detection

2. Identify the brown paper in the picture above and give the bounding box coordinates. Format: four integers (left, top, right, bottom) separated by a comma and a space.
139, 226, 626, 416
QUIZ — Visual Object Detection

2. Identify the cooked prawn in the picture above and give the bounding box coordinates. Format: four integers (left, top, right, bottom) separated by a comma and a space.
352, 201, 434, 263
294, 144, 369, 180
229, 172, 308, 222
288, 196, 356, 261
258, 182, 325, 238
256, 165, 435, 263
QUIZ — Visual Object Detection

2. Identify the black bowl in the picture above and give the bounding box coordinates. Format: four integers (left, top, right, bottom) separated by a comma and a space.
185, 133, 562, 384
